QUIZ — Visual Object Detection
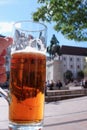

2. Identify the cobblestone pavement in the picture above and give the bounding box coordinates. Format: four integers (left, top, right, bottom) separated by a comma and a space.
44, 96, 87, 130
0, 96, 87, 130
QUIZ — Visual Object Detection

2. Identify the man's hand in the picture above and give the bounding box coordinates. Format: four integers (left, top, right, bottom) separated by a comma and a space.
0, 37, 13, 83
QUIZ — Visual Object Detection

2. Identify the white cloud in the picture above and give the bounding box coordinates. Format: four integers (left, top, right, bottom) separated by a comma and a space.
0, 0, 11, 5
0, 22, 14, 35
0, 0, 17, 5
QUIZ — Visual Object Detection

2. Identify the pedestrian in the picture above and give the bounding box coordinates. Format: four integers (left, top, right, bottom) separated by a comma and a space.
84, 79, 87, 88
0, 36, 13, 83
45, 82, 47, 96
56, 80, 62, 89
46, 80, 50, 89
49, 80, 54, 90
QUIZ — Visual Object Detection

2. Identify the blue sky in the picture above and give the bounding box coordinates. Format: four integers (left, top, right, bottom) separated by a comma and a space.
0, 0, 87, 48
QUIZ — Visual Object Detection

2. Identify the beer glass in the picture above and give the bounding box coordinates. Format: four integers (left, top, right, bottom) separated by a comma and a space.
9, 21, 47, 130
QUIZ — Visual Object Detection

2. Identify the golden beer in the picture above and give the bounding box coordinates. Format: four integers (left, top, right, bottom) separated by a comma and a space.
9, 52, 46, 124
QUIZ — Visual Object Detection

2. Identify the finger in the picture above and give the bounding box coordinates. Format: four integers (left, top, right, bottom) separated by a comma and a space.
0, 66, 6, 75
0, 49, 7, 56
0, 66, 6, 83
0, 37, 13, 45
0, 56, 5, 65
0, 73, 7, 83
0, 37, 13, 55
4, 37, 13, 47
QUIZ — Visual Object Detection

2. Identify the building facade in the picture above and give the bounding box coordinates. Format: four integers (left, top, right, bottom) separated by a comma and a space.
62, 54, 85, 78
46, 45, 87, 82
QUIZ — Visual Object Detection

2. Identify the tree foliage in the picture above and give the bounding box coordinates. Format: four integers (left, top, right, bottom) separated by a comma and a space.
77, 70, 84, 80
33, 0, 87, 41
83, 62, 87, 76
64, 70, 73, 81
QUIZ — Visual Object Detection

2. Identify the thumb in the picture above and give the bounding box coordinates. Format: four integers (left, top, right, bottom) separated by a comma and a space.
0, 37, 13, 55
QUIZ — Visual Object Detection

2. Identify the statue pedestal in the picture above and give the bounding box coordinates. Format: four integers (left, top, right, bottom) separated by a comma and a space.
53, 60, 63, 83
46, 59, 64, 83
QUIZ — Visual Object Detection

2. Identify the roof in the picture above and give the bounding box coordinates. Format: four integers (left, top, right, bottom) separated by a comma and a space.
60, 45, 87, 56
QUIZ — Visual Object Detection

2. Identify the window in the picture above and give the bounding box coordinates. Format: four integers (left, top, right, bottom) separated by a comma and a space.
64, 64, 66, 67
77, 65, 80, 69
70, 57, 73, 61
77, 58, 80, 61
70, 65, 73, 68
63, 57, 66, 61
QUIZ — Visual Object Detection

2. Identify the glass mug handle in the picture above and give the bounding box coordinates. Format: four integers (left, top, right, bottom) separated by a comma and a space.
0, 87, 10, 103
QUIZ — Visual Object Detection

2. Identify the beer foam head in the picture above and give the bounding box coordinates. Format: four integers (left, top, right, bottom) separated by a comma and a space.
11, 46, 46, 55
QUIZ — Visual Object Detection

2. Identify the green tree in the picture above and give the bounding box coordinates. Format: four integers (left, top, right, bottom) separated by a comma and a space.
77, 70, 84, 80
64, 70, 73, 82
33, 0, 87, 41
83, 63, 87, 76
47, 34, 61, 59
